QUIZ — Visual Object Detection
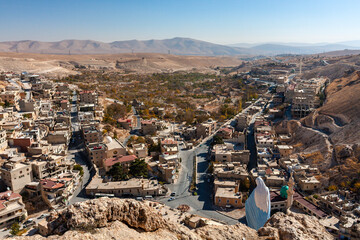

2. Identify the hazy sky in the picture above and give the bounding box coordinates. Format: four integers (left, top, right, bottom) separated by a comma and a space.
1, 0, 360, 44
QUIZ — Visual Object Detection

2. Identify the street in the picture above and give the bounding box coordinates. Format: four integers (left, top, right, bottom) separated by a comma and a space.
156, 98, 265, 224
67, 91, 94, 205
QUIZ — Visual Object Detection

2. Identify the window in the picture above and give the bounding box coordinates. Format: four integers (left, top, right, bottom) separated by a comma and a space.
226, 200, 229, 203
218, 199, 221, 203
235, 200, 238, 204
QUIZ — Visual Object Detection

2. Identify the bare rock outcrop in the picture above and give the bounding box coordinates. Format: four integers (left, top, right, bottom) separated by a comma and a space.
258, 212, 333, 240
10, 198, 333, 240
276, 120, 333, 171
195, 224, 258, 240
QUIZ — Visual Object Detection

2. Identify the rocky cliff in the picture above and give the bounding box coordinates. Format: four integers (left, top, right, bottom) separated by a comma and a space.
287, 71, 360, 187
10, 198, 334, 240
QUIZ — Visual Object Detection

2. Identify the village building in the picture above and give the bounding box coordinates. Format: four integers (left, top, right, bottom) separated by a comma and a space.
141, 120, 157, 135
79, 90, 98, 105
0, 191, 27, 228
86, 177, 164, 197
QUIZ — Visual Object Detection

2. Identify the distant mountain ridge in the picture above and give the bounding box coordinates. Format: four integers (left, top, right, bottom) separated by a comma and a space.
0, 37, 359, 56
0, 38, 252, 56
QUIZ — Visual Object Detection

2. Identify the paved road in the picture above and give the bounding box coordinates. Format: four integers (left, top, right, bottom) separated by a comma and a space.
67, 91, 94, 205
159, 142, 239, 224
156, 99, 265, 224
123, 106, 141, 146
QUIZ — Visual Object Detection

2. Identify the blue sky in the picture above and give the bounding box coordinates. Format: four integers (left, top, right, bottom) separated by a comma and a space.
1, 0, 360, 44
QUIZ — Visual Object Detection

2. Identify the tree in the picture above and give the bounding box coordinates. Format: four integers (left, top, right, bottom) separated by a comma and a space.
184, 109, 195, 125
130, 159, 148, 178
208, 162, 214, 174
212, 135, 224, 146
73, 164, 84, 176
108, 162, 127, 180
196, 114, 209, 124
113, 130, 118, 139
10, 222, 20, 235
240, 178, 250, 192
136, 136, 146, 144
105, 103, 127, 120
4, 100, 10, 108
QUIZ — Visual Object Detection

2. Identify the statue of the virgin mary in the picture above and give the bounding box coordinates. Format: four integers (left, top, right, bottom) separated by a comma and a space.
245, 177, 271, 230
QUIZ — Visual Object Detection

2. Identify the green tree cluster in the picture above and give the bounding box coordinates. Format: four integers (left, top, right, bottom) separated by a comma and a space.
129, 159, 148, 178
10, 222, 20, 235
108, 162, 128, 180
73, 164, 84, 176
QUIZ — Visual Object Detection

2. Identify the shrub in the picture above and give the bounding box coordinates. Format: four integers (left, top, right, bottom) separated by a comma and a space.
73, 164, 84, 176
10, 222, 20, 235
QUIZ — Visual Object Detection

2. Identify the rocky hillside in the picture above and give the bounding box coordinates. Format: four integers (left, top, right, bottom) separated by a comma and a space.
0, 52, 243, 77
301, 71, 360, 187
11, 198, 333, 240
276, 71, 360, 188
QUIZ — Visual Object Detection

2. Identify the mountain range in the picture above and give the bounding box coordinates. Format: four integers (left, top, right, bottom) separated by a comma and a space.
0, 37, 359, 56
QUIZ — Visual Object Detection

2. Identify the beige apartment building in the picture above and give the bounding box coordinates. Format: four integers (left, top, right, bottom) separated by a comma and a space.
298, 176, 321, 192
141, 120, 157, 135
161, 138, 178, 155
196, 119, 216, 139
86, 142, 107, 168
31, 155, 69, 180
0, 158, 33, 193
132, 143, 148, 158
236, 114, 251, 131
0, 91, 20, 105
86, 177, 164, 197
212, 144, 250, 164
0, 191, 27, 228
79, 90, 98, 104
276, 145, 294, 157
104, 137, 127, 158
213, 163, 248, 181
82, 125, 102, 144
215, 187, 243, 208
0, 129, 8, 151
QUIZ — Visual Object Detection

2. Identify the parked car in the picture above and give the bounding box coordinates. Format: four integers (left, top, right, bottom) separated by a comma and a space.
170, 192, 176, 197
38, 213, 49, 219
168, 197, 175, 201
23, 219, 35, 228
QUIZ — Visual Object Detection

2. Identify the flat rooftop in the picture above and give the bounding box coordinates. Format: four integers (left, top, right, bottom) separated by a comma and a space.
215, 187, 241, 199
